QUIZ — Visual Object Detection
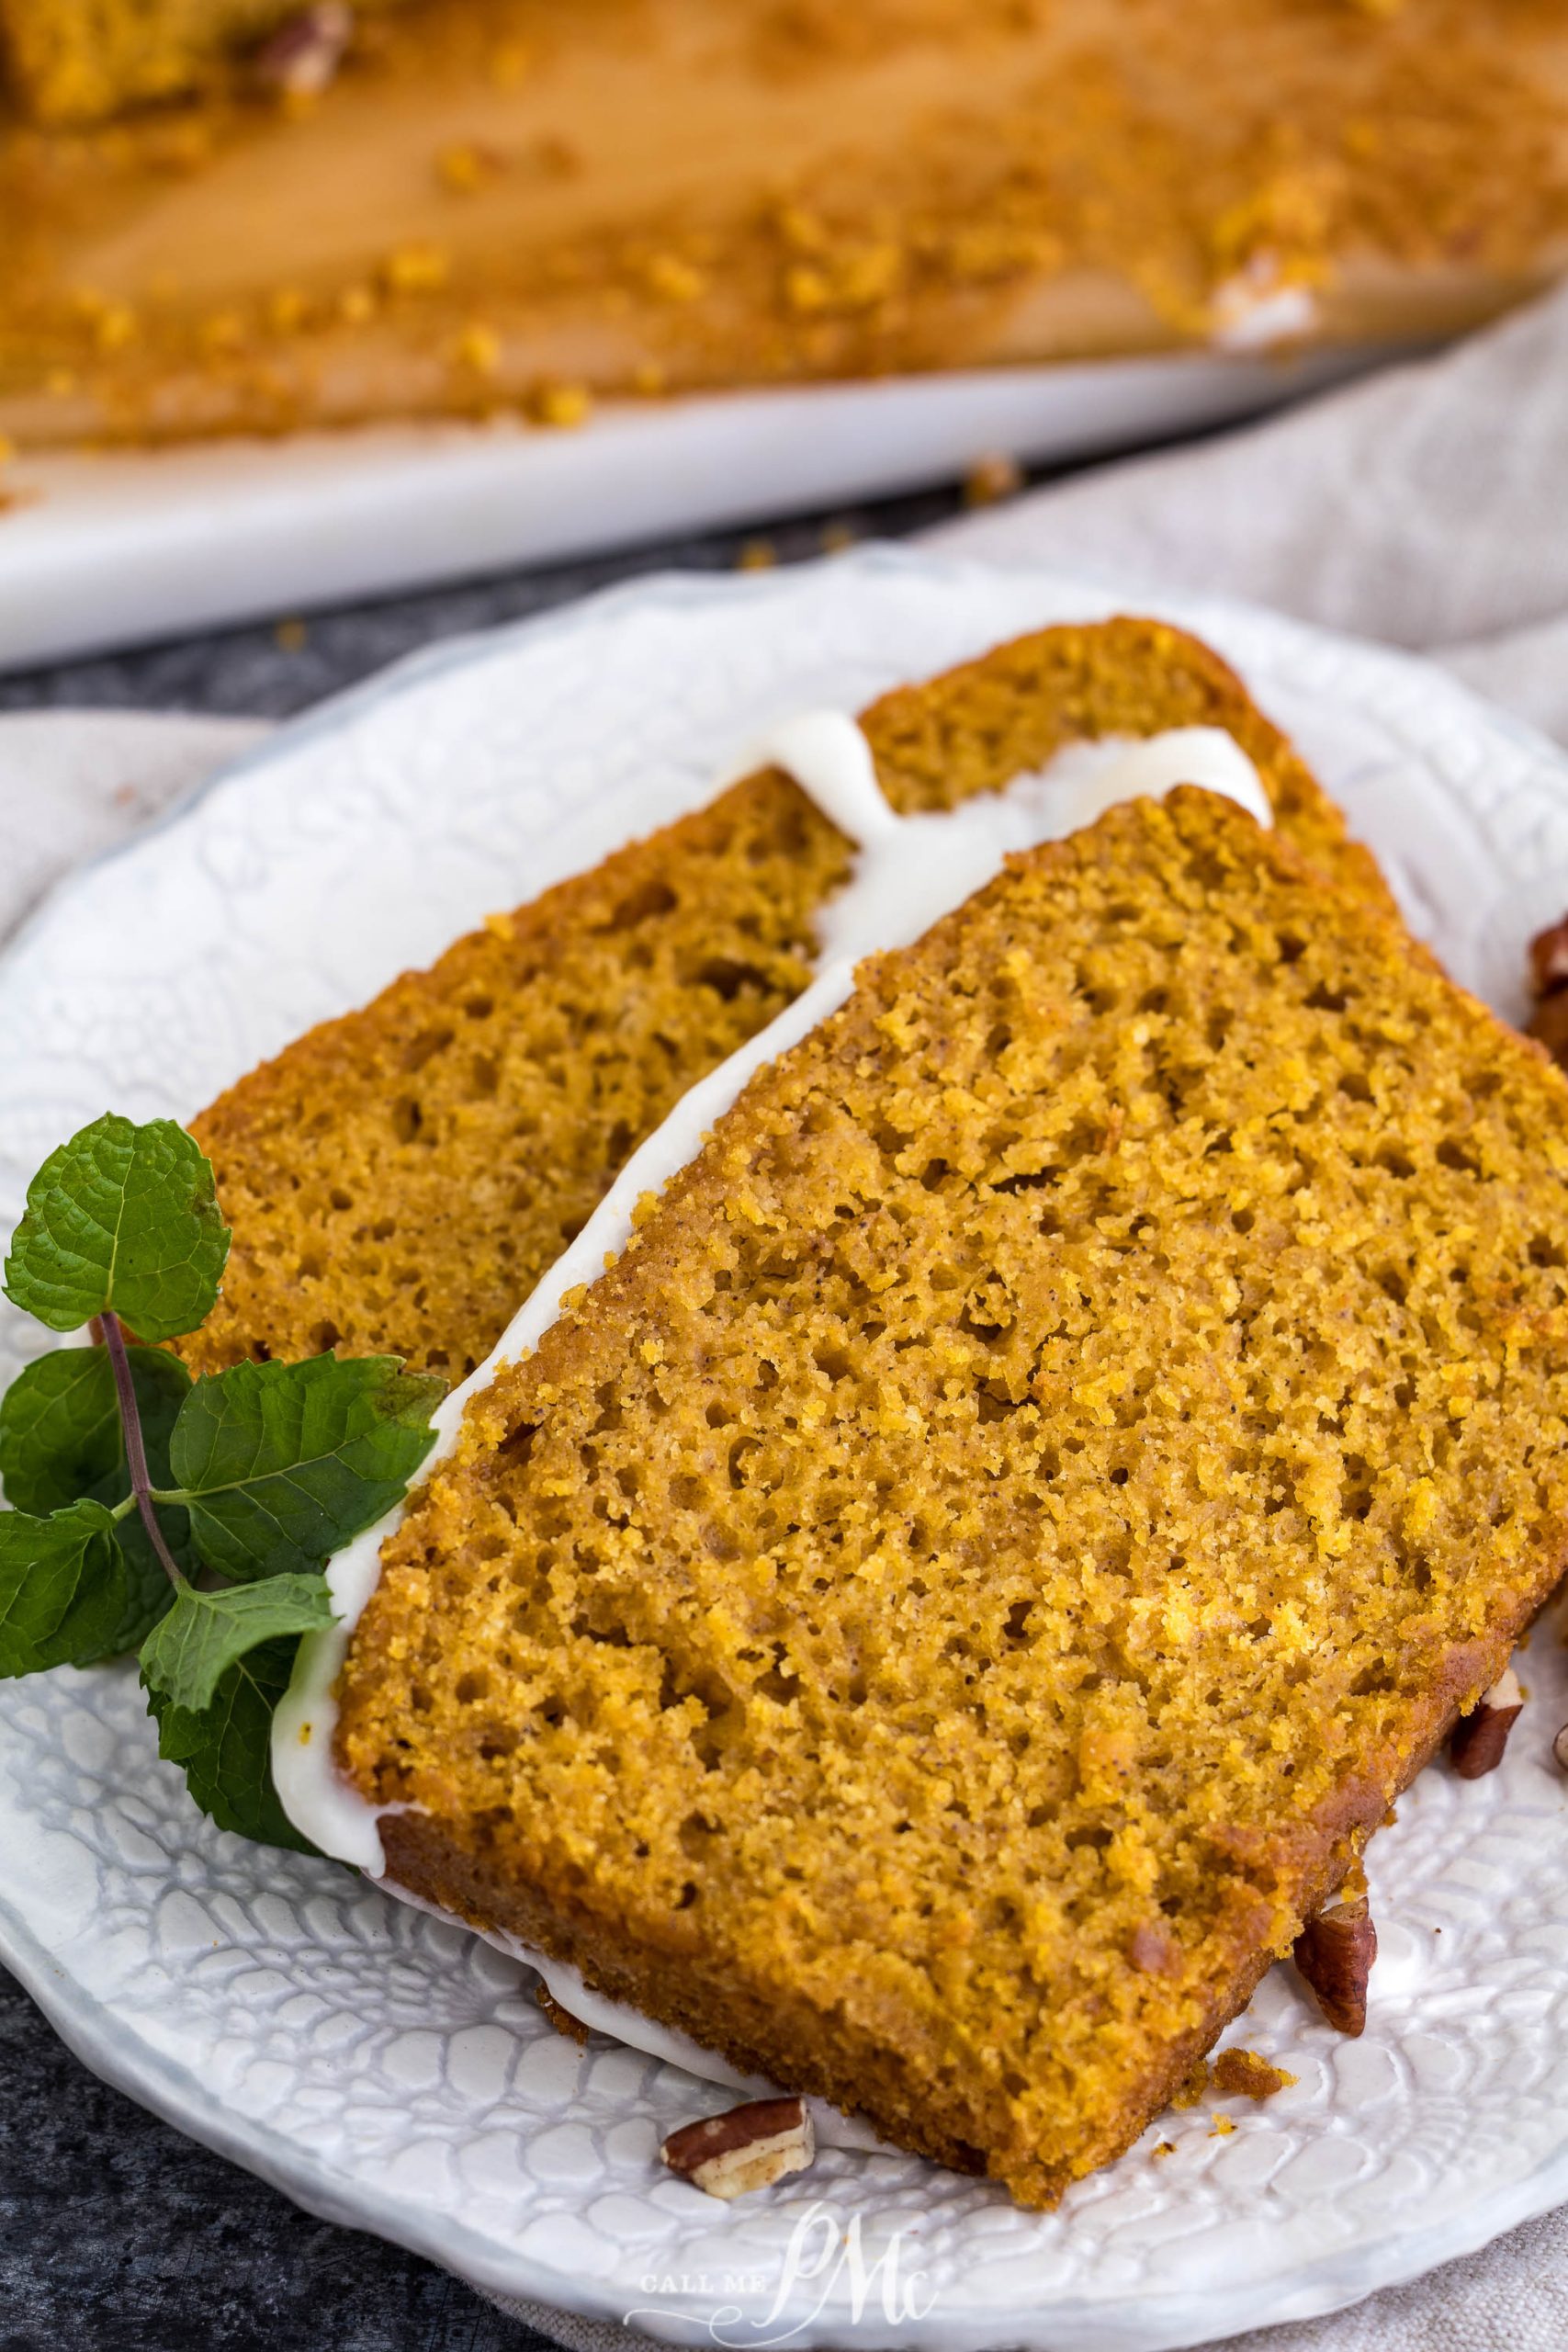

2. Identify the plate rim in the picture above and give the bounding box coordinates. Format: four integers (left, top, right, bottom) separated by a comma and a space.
9, 538, 1565, 975
5, 541, 1568, 2346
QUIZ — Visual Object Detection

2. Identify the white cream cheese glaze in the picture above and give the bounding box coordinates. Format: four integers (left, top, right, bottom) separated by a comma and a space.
1209, 256, 1322, 355
271, 714, 1270, 2084
387, 1872, 888, 2143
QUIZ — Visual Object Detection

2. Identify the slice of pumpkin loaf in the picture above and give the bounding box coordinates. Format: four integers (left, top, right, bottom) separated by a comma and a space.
336, 787, 1568, 2209
180, 616, 1390, 1385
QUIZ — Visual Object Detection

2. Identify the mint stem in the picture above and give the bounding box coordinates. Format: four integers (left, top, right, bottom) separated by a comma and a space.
99, 1310, 186, 1589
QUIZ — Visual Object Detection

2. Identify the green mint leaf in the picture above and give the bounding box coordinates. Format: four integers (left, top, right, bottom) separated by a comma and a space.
0, 1498, 125, 1677
3, 1114, 230, 1340
0, 1343, 196, 1658
139, 1572, 334, 1714
94, 1525, 182, 1665
168, 1355, 444, 1583
0, 1346, 122, 1513
0, 1341, 191, 1511
144, 1635, 317, 1853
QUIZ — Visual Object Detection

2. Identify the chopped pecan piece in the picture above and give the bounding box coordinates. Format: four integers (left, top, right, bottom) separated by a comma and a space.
1530, 915, 1568, 1000
1128, 1921, 1182, 1976
660, 2095, 815, 2199
255, 5, 355, 97
1526, 916, 1568, 1068
1294, 1894, 1377, 2035
1450, 1664, 1523, 1779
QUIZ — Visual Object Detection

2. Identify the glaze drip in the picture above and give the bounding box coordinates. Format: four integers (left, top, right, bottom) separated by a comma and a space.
273, 713, 1269, 1916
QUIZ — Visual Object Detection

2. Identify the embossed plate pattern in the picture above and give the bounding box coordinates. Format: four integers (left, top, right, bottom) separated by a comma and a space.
3, 549, 1568, 2351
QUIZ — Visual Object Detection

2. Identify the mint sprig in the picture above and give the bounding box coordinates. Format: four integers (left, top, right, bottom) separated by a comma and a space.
0, 1114, 443, 1851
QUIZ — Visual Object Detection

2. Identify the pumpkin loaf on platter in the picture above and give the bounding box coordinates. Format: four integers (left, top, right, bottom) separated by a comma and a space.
328, 785, 1568, 2206
3, 1, 1566, 454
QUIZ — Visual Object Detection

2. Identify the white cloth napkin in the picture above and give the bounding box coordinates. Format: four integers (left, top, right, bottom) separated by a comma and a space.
5, 280, 1568, 2349
928, 277, 1568, 752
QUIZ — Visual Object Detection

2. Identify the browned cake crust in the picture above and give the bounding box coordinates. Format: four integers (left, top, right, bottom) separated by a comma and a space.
179, 616, 1389, 1383
336, 787, 1568, 2207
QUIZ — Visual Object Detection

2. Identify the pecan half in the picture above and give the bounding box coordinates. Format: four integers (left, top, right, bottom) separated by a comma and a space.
1526, 916, 1568, 1069
1530, 915, 1568, 1001
1293, 1894, 1377, 2036
1450, 1664, 1524, 1780
660, 2095, 815, 2199
1128, 1921, 1182, 1977
1529, 990, 1568, 1071
255, 4, 355, 97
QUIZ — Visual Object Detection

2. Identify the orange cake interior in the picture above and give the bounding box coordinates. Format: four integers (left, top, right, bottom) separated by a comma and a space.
333, 786, 1568, 2206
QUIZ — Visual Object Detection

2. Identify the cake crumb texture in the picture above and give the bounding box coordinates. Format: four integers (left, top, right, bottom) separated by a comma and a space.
178, 616, 1385, 1383
339, 789, 1568, 2205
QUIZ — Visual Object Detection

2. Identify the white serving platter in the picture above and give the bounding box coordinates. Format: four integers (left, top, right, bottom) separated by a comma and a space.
0, 343, 1397, 673
4, 548, 1568, 2349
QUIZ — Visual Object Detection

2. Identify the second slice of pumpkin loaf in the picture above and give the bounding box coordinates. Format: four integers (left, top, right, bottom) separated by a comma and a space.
335, 786, 1568, 2207
178, 616, 1389, 1385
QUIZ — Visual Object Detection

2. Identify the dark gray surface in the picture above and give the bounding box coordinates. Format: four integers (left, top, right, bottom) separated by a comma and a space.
0, 481, 966, 2352
0, 1968, 541, 2352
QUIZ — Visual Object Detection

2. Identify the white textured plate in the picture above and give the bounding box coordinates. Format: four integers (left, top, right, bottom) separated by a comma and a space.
4, 548, 1568, 2351
0, 343, 1396, 674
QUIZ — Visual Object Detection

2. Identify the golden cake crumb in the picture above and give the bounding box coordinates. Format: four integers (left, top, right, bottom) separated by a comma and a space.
384, 243, 450, 295
436, 140, 501, 195
644, 254, 706, 305
1213, 2049, 1297, 2100
530, 379, 591, 427
452, 322, 502, 379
